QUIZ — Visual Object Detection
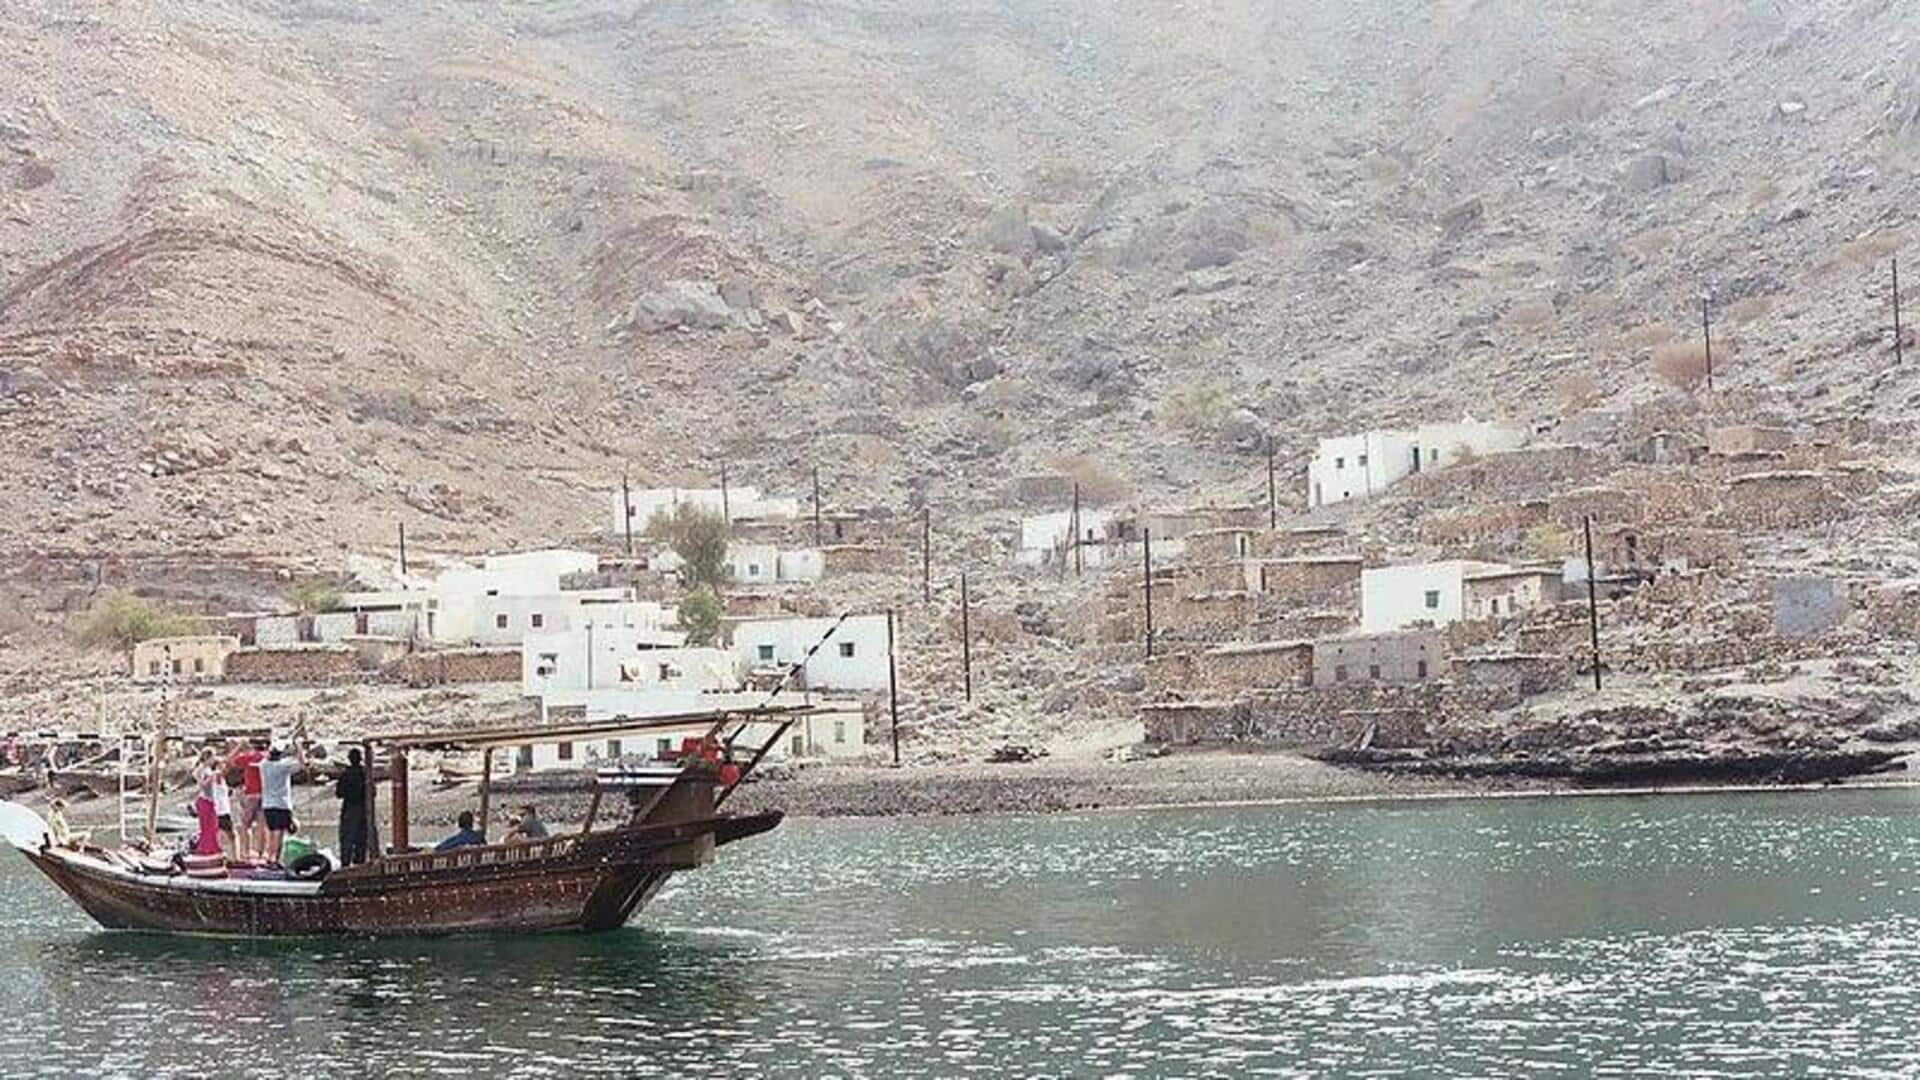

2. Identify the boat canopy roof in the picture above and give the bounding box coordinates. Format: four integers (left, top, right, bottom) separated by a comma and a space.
377, 704, 822, 752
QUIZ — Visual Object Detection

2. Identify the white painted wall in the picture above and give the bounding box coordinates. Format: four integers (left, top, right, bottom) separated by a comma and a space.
517, 698, 866, 770
1307, 431, 1415, 508
731, 613, 891, 691
728, 543, 780, 586
1361, 561, 1475, 634
524, 634, 739, 696
1309, 420, 1527, 508
777, 548, 824, 583
1018, 508, 1119, 567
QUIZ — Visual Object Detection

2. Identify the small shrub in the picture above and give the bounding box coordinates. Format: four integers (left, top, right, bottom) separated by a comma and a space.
1162, 379, 1234, 433
1053, 453, 1131, 505
1556, 372, 1600, 415
648, 504, 731, 592
72, 592, 197, 652
678, 586, 722, 646
1651, 339, 1733, 389
287, 577, 343, 614
1524, 522, 1575, 561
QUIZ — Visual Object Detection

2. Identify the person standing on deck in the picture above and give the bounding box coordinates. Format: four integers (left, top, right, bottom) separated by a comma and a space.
228, 738, 268, 861
334, 747, 369, 866
191, 748, 221, 856
257, 740, 305, 867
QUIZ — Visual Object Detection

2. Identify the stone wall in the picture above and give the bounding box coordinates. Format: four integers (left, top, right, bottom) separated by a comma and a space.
1718, 472, 1843, 529
1254, 557, 1364, 602
1142, 683, 1515, 750
823, 544, 903, 575
1452, 653, 1573, 696
225, 645, 361, 684
389, 648, 521, 686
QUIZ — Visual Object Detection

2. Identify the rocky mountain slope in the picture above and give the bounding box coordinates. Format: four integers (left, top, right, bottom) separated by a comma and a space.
4, 0, 1919, 678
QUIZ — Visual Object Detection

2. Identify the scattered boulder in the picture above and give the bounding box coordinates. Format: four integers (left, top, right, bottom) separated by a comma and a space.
1622, 153, 1678, 193
627, 280, 735, 332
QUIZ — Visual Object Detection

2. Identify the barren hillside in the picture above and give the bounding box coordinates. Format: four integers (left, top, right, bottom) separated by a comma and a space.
3, 0, 1918, 674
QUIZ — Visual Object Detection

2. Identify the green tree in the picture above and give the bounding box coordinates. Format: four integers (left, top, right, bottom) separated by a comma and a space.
648, 504, 732, 592
287, 576, 343, 614
72, 591, 198, 651
678, 585, 723, 646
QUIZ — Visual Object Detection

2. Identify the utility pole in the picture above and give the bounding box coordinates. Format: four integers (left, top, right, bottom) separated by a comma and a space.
1701, 295, 1714, 392
398, 521, 408, 579
1896, 257, 1905, 367
921, 507, 931, 603
1071, 481, 1083, 577
887, 608, 901, 767
812, 465, 822, 546
620, 473, 633, 558
1143, 528, 1155, 659
720, 463, 731, 531
960, 571, 973, 703
1266, 435, 1278, 530
1583, 515, 1603, 692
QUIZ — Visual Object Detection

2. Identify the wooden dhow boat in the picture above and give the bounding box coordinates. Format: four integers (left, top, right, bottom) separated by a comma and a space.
0, 706, 810, 937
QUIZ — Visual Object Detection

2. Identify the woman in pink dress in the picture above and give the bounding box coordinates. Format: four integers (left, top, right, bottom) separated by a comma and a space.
191, 748, 222, 856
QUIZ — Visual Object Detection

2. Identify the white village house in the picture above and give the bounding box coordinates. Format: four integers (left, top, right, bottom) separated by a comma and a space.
609, 485, 801, 538
1361, 560, 1563, 634
513, 697, 868, 770
1017, 508, 1120, 568
1308, 418, 1527, 508
320, 549, 659, 648
732, 613, 892, 692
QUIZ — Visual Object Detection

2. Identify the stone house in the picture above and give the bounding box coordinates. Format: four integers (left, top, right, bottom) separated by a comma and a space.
1311, 630, 1447, 687
131, 635, 240, 682
1461, 564, 1564, 620
1707, 424, 1793, 458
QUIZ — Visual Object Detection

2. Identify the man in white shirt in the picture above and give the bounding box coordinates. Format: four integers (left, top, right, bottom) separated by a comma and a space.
257, 741, 305, 866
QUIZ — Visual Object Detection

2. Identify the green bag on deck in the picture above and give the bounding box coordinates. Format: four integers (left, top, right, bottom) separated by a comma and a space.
281, 834, 316, 866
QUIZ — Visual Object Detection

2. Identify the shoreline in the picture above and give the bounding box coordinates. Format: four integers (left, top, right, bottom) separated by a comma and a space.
42, 751, 1920, 831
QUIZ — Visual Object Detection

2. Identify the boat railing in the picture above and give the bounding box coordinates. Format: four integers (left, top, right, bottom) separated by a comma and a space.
374, 833, 584, 877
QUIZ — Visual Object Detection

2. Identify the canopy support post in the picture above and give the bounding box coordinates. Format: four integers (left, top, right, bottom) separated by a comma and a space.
390, 750, 410, 854
477, 747, 494, 842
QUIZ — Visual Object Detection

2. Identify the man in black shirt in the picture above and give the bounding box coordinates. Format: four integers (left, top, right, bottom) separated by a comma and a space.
335, 747, 369, 865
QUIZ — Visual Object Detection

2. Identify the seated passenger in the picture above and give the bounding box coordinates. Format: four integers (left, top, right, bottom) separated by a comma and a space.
47, 797, 88, 848
434, 811, 485, 852
504, 804, 548, 842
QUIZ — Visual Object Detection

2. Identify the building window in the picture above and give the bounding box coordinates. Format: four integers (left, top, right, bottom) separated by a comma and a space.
148, 660, 162, 676
1417, 660, 1429, 679
1490, 597, 1501, 615
1357, 453, 1368, 467
606, 739, 622, 759
1429, 448, 1439, 462
1369, 664, 1381, 680
536, 653, 557, 677
171, 659, 182, 675
658, 663, 677, 681
1335, 665, 1348, 683
495, 613, 509, 629
557, 742, 573, 762
1424, 590, 1440, 610
839, 642, 856, 658
531, 613, 544, 628
1334, 456, 1345, 469
193, 658, 205, 674
757, 644, 775, 661
748, 563, 763, 578
657, 737, 672, 757
791, 735, 804, 756
834, 718, 847, 744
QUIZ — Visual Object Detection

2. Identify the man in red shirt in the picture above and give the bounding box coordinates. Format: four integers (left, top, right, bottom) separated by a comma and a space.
228, 738, 268, 862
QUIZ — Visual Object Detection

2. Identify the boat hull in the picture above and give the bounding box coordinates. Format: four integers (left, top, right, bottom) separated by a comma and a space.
19, 811, 780, 937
